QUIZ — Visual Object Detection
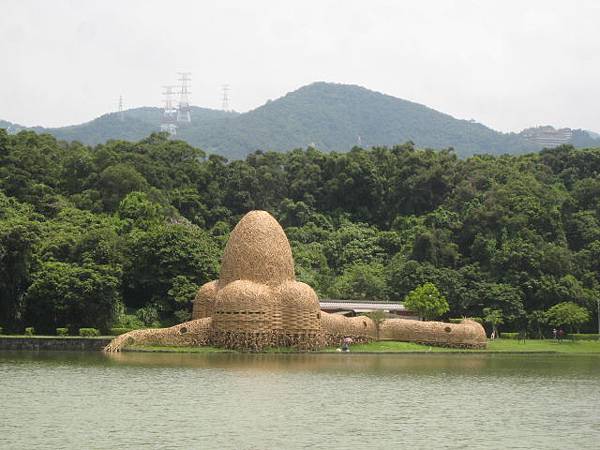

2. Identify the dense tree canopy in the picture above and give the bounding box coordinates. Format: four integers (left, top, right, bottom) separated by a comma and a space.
1, 128, 599, 334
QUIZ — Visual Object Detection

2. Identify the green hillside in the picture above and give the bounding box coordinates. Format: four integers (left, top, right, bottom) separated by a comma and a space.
2, 82, 599, 158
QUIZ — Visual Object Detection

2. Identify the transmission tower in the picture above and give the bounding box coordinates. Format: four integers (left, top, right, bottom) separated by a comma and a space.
118, 95, 124, 122
177, 72, 192, 123
160, 85, 178, 135
221, 84, 230, 111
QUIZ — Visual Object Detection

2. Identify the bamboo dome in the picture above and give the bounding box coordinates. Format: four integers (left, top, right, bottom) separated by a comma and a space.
192, 280, 219, 319
219, 210, 295, 287
275, 280, 322, 348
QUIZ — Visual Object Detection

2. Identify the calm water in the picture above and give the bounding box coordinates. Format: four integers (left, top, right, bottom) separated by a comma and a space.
1, 351, 599, 449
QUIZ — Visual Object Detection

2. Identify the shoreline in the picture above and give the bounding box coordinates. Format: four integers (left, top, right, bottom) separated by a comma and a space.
122, 339, 600, 355
2, 336, 599, 354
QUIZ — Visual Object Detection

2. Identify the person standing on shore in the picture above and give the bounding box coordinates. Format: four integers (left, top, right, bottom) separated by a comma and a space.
341, 337, 353, 352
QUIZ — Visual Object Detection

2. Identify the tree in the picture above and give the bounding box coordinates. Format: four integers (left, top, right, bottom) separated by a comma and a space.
167, 275, 200, 322
0, 194, 40, 331
527, 310, 548, 339
118, 191, 162, 225
329, 263, 387, 301
545, 302, 590, 333
403, 283, 449, 321
96, 164, 148, 211
24, 261, 121, 333
122, 223, 219, 312
365, 310, 386, 340
483, 308, 504, 338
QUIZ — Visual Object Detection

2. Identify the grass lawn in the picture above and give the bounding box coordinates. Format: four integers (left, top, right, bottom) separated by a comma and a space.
120, 339, 600, 354
344, 339, 600, 353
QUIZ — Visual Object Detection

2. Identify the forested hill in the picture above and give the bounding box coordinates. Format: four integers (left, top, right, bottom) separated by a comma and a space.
4, 82, 599, 158
1, 129, 600, 335
3, 107, 238, 147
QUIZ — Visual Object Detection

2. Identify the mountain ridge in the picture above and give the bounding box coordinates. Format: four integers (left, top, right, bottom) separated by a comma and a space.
2, 82, 599, 158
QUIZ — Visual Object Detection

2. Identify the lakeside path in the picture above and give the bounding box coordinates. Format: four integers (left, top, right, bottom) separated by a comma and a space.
125, 339, 600, 354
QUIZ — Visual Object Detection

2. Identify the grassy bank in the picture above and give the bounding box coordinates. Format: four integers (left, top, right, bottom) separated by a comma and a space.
344, 339, 600, 353
123, 339, 600, 354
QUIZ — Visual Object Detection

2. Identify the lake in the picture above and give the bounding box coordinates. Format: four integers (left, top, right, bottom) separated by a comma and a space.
1, 351, 599, 449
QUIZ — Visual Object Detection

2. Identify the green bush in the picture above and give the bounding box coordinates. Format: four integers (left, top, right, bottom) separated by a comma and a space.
56, 328, 69, 336
109, 327, 133, 336
24, 327, 35, 336
113, 313, 144, 330
78, 327, 100, 337
567, 333, 600, 341
501, 332, 519, 339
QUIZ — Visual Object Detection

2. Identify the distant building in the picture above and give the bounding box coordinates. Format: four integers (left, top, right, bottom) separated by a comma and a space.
521, 125, 573, 148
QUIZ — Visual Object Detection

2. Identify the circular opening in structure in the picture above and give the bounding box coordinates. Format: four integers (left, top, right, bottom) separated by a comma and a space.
126, 337, 135, 346
444, 327, 452, 333
179, 327, 188, 335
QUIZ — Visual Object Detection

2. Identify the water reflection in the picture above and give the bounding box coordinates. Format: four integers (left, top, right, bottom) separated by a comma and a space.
3, 350, 599, 377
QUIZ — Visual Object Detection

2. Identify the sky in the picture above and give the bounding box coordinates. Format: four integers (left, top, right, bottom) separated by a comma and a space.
1, 0, 599, 132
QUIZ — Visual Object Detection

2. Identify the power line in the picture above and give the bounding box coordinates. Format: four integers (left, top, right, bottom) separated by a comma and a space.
160, 85, 178, 135
118, 95, 124, 122
177, 72, 192, 123
221, 84, 230, 111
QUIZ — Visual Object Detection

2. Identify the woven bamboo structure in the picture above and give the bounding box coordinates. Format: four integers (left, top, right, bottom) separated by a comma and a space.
192, 280, 219, 319
105, 210, 486, 352
107, 210, 323, 352
206, 211, 322, 350
276, 281, 322, 348
219, 211, 295, 287
320, 312, 376, 346
379, 318, 486, 348
103, 318, 212, 352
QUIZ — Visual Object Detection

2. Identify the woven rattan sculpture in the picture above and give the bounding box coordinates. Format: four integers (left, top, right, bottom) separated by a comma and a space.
105, 210, 486, 352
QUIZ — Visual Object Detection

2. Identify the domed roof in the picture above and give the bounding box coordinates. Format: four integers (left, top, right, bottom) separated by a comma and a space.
219, 210, 295, 286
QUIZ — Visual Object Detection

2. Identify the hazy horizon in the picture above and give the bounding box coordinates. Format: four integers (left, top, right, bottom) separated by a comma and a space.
1, 0, 599, 132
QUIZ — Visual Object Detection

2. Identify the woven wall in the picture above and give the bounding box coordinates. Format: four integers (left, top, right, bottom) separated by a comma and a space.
192, 280, 219, 319
104, 318, 212, 352
320, 312, 377, 346
379, 318, 486, 348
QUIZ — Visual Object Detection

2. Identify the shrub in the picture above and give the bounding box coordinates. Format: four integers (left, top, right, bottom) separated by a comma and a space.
56, 328, 69, 336
135, 305, 160, 327
78, 328, 100, 337
109, 327, 133, 336
24, 327, 35, 336
567, 333, 600, 341
113, 313, 144, 330
501, 332, 519, 339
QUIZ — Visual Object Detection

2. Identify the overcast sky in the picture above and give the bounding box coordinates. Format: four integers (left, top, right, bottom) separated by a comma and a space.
1, 0, 599, 132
